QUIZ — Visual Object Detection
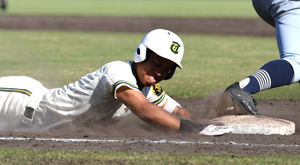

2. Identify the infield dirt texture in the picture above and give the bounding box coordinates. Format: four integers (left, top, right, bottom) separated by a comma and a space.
0, 16, 300, 155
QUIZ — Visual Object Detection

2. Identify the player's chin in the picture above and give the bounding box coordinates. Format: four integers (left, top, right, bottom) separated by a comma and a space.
144, 81, 156, 87
144, 80, 159, 87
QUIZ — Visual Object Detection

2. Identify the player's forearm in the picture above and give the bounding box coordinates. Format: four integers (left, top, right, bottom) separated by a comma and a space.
134, 103, 207, 133
116, 87, 180, 130
133, 102, 181, 130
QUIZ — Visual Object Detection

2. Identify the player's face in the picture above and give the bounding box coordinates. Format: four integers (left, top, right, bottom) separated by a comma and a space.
135, 53, 175, 86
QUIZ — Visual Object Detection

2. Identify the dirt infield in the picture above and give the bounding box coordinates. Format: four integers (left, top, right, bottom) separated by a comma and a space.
0, 15, 275, 36
0, 16, 299, 155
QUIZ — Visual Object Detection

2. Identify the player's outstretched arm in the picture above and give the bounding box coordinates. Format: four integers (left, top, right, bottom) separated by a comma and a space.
116, 86, 234, 135
116, 86, 181, 130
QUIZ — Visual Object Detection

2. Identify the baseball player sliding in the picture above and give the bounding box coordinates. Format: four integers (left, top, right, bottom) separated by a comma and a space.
225, 0, 300, 115
0, 29, 233, 136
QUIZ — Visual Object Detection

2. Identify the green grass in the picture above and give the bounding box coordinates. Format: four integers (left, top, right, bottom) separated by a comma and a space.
0, 2, 299, 162
0, 0, 296, 163
0, 148, 300, 164
1, 0, 259, 18
1, 30, 298, 100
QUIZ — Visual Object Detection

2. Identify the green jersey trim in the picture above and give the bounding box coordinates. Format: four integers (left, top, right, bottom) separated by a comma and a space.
113, 80, 138, 93
151, 91, 166, 105
0, 87, 32, 96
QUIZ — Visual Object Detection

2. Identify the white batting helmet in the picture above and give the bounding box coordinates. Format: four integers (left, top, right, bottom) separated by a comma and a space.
133, 29, 184, 80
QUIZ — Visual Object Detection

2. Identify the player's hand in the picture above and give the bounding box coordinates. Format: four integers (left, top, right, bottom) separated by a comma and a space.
179, 119, 207, 133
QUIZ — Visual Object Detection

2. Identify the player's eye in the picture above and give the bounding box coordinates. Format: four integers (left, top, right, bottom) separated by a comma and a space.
153, 59, 161, 67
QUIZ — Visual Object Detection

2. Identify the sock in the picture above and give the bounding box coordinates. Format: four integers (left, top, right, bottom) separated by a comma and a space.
239, 59, 294, 94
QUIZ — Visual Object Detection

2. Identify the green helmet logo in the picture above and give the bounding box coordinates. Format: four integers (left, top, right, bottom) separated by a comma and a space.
170, 41, 181, 54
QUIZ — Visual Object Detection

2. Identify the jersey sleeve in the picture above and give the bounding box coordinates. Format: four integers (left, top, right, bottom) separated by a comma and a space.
144, 83, 166, 106
102, 61, 140, 99
144, 84, 181, 113
113, 80, 139, 99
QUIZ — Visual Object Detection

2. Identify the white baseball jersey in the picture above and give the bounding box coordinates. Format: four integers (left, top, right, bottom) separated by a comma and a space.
24, 60, 180, 130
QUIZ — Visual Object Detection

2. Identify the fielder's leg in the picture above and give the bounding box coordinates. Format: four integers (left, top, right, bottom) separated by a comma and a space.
225, 0, 300, 115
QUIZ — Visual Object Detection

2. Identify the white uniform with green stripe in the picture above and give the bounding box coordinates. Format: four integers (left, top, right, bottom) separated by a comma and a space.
33, 60, 180, 130
0, 76, 48, 131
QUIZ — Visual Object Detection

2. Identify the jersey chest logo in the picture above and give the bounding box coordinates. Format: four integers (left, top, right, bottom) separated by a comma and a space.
170, 41, 181, 54
152, 83, 163, 96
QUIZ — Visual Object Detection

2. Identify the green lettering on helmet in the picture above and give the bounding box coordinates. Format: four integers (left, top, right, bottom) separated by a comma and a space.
170, 41, 180, 54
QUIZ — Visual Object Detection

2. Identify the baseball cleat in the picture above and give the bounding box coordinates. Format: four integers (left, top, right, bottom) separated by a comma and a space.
225, 82, 261, 115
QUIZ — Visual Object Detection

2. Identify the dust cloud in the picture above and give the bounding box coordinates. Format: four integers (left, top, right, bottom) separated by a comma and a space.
203, 92, 246, 119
